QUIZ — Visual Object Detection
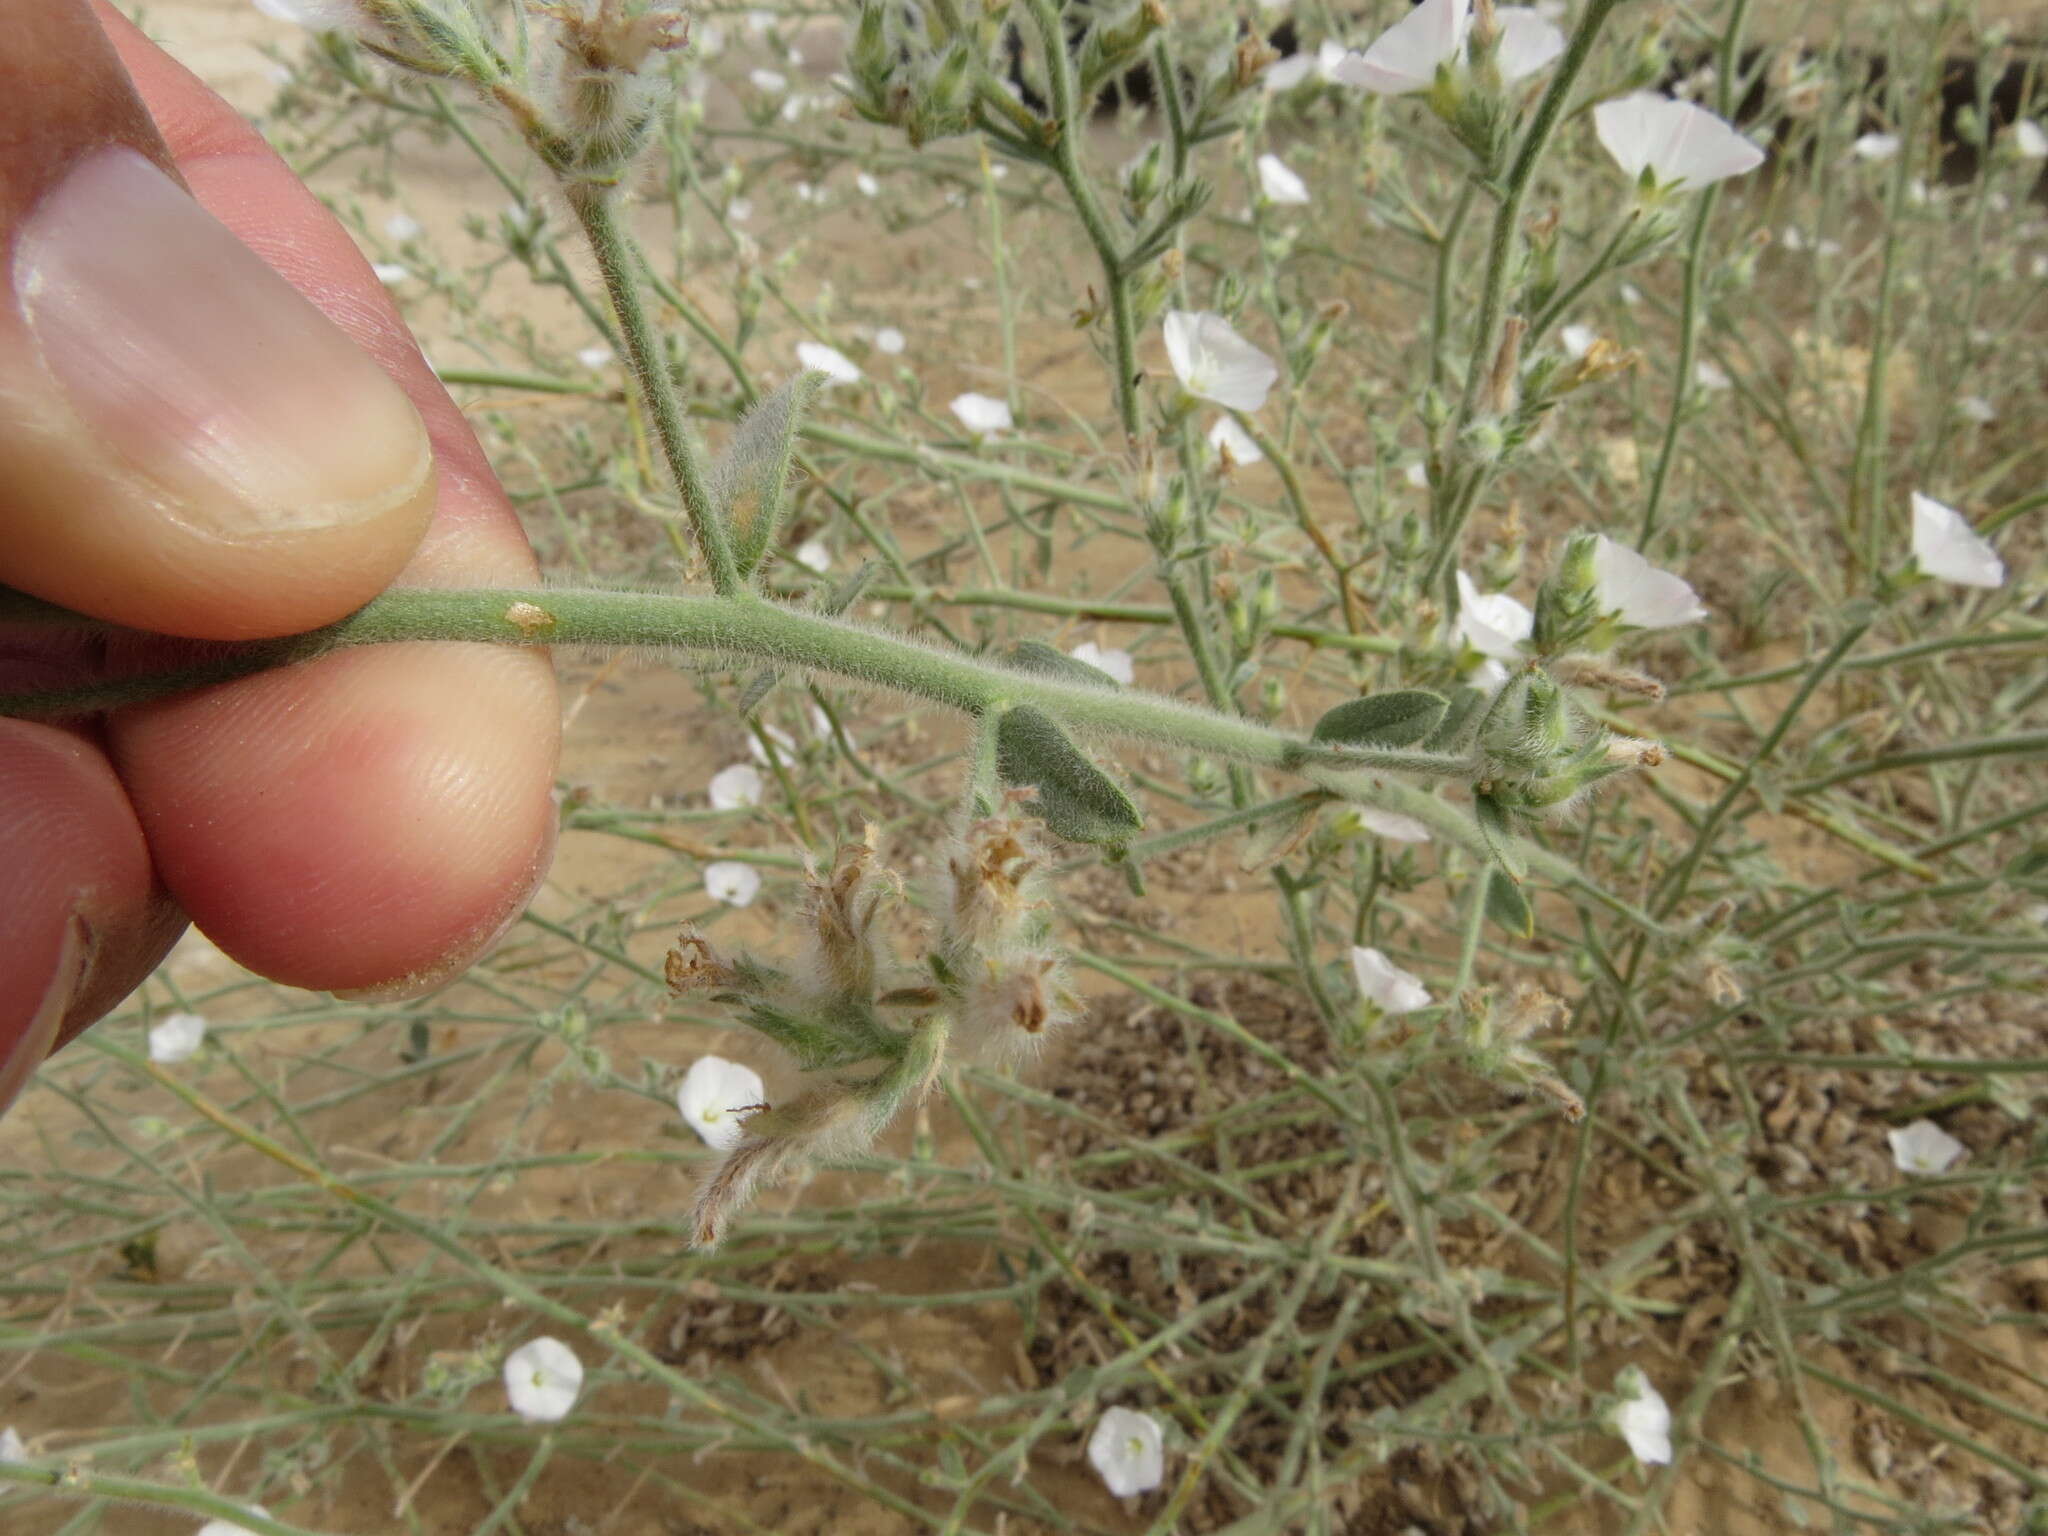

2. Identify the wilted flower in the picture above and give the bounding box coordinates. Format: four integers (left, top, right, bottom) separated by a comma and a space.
148, 1012, 208, 1065
793, 538, 831, 573
1352, 807, 1433, 843
1590, 535, 1709, 628
949, 392, 1014, 436
1350, 946, 1432, 1013
1087, 1406, 1165, 1497
1332, 0, 1564, 95
1206, 414, 1264, 467
708, 763, 764, 810
1613, 1368, 1673, 1465
1454, 571, 1533, 660
1850, 132, 1900, 162
503, 1337, 583, 1423
1255, 152, 1311, 205
678, 1055, 767, 1150
704, 861, 763, 907
1162, 310, 1280, 412
1909, 492, 2005, 588
795, 341, 861, 385
1593, 93, 1765, 189
1070, 641, 1134, 685
1888, 1118, 1965, 1176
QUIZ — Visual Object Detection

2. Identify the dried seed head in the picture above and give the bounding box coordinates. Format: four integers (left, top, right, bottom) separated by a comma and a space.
802, 829, 900, 1000
666, 928, 742, 994
942, 796, 1046, 953
1549, 654, 1666, 700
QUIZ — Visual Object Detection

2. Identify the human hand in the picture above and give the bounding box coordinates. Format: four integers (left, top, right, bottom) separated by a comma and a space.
0, 0, 561, 1116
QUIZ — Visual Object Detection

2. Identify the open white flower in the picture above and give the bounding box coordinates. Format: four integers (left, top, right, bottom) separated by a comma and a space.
708, 763, 764, 810
1590, 535, 1709, 628
874, 326, 906, 355
575, 344, 614, 370
1693, 359, 1730, 391
1955, 396, 1996, 424
1255, 152, 1311, 205
1910, 493, 2005, 588
384, 211, 422, 241
503, 1337, 583, 1423
1888, 1119, 1965, 1176
1851, 132, 1900, 162
0, 1426, 26, 1464
949, 392, 1014, 436
1087, 1406, 1165, 1497
1069, 641, 1134, 685
1613, 1368, 1672, 1465
747, 722, 797, 764
1163, 311, 1279, 412
2013, 119, 2048, 159
855, 170, 881, 196
1593, 93, 1765, 190
148, 1012, 208, 1065
1453, 571, 1533, 660
793, 538, 831, 573
1559, 323, 1597, 360
197, 1509, 270, 1536
1350, 946, 1431, 1013
704, 861, 762, 907
1352, 807, 1433, 844
1265, 39, 1348, 90
677, 1054, 767, 1150
253, 0, 356, 29
371, 262, 410, 286
1206, 414, 1264, 468
748, 67, 788, 94
795, 341, 861, 385
1332, 0, 1563, 95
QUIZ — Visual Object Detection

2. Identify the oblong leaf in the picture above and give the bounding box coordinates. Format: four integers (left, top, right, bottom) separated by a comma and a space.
994, 705, 1143, 845
1422, 686, 1490, 754
715, 371, 826, 578
1484, 870, 1535, 939
1313, 690, 1448, 750
1003, 640, 1121, 687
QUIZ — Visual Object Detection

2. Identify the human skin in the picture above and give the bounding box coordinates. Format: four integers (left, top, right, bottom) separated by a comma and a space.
0, 0, 562, 1116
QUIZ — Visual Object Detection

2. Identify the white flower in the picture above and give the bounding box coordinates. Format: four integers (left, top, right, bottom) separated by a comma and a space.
1956, 396, 1996, 424
384, 211, 422, 241
1910, 492, 2005, 589
1888, 1119, 1965, 1176
949, 392, 1014, 436
855, 170, 881, 196
1332, 0, 1563, 95
795, 341, 862, 385
1264, 40, 1347, 91
793, 538, 831, 573
371, 262, 410, 286
1087, 1406, 1165, 1497
1851, 132, 1901, 162
576, 344, 614, 371
1559, 323, 1597, 359
253, 0, 355, 29
704, 861, 763, 907
1206, 415, 1264, 466
874, 326, 907, 355
748, 722, 797, 764
1590, 535, 1709, 628
727, 196, 754, 223
1255, 152, 1311, 205
1352, 808, 1433, 844
1162, 311, 1279, 412
677, 1054, 767, 1150
197, 1509, 270, 1536
708, 763, 764, 810
1593, 93, 1765, 189
503, 1337, 583, 1423
2013, 119, 2048, 159
748, 67, 788, 94
1613, 1369, 1672, 1465
1069, 641, 1134, 685
148, 1012, 208, 1065
0, 1426, 25, 1464
1453, 571, 1533, 660
1349, 946, 1431, 1013
1693, 359, 1730, 391
1403, 460, 1430, 489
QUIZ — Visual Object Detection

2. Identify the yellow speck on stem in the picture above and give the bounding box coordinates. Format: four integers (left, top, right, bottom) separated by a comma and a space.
505, 601, 556, 634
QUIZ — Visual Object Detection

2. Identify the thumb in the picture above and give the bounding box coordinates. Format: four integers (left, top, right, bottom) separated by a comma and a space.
0, 1, 436, 640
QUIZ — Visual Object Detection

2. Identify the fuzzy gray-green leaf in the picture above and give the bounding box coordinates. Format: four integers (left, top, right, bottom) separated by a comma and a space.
714, 371, 826, 579
994, 705, 1143, 845
1312, 690, 1449, 750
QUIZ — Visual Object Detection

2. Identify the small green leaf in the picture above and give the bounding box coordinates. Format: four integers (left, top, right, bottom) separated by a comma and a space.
1472, 792, 1527, 880
1312, 690, 1449, 749
1422, 687, 1489, 754
1003, 640, 1122, 687
1484, 870, 1535, 938
994, 705, 1144, 845
714, 371, 827, 579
